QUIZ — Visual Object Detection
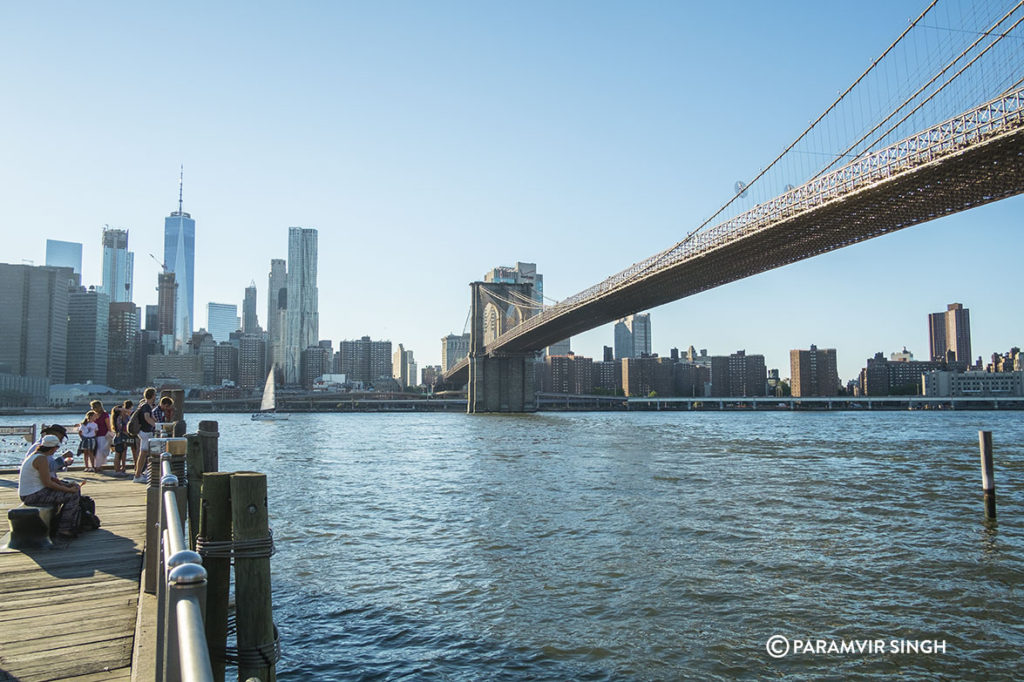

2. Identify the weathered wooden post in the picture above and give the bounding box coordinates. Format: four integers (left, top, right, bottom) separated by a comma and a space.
185, 434, 204, 550
200, 471, 233, 682
979, 430, 996, 519
231, 472, 276, 682
199, 420, 220, 473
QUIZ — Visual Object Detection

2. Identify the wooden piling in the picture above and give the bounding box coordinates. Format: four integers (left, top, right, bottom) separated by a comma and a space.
185, 434, 204, 550
231, 472, 276, 682
199, 420, 220, 474
979, 430, 996, 519
200, 471, 233, 682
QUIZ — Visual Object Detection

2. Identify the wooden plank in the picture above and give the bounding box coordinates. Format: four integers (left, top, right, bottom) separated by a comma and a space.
0, 472, 150, 682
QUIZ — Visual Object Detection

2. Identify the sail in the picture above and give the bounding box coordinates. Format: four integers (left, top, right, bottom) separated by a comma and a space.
260, 371, 276, 412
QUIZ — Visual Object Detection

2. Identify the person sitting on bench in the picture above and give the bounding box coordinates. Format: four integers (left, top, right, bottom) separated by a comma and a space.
18, 434, 83, 539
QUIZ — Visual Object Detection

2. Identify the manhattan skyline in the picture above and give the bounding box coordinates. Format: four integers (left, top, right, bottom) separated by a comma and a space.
2, 1, 1021, 381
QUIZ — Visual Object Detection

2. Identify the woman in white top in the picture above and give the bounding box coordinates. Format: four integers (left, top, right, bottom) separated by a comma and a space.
18, 435, 83, 538
79, 411, 98, 472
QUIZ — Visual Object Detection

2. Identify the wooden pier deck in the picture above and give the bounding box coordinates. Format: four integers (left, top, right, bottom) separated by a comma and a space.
0, 471, 148, 682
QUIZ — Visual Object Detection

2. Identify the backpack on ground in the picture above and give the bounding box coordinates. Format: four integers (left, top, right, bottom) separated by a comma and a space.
79, 495, 101, 531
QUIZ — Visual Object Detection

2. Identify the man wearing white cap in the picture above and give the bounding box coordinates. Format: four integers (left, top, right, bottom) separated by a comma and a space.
18, 434, 83, 539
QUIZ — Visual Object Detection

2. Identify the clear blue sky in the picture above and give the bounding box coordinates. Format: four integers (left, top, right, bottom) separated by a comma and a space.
2, 1, 1020, 382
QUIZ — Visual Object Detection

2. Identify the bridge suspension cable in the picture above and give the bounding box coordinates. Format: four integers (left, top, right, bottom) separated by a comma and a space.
813, 0, 1024, 179
669, 0, 941, 252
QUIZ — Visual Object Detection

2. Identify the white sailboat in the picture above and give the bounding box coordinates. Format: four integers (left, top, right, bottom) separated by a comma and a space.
252, 370, 288, 421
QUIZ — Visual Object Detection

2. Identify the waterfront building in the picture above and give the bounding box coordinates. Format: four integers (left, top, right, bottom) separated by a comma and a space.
674, 362, 709, 398
284, 227, 318, 385
0, 263, 75, 385
727, 350, 767, 397
302, 344, 332, 389
790, 345, 839, 397
441, 333, 470, 371
66, 286, 110, 385
100, 227, 134, 303
603, 346, 614, 362
207, 302, 240, 342
157, 271, 177, 352
337, 336, 392, 386
136, 329, 162, 387
0, 373, 49, 407
928, 302, 972, 365
686, 346, 712, 368
614, 314, 652, 359
622, 356, 673, 397
163, 172, 196, 349
543, 354, 593, 394
922, 370, 1023, 397
266, 258, 287, 376
708, 356, 731, 397
859, 351, 946, 396
45, 239, 82, 277
147, 353, 203, 387
243, 283, 259, 333
591, 360, 621, 393
107, 302, 140, 390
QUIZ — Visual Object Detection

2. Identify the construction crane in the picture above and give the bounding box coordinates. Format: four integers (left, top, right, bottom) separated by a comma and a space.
149, 253, 168, 272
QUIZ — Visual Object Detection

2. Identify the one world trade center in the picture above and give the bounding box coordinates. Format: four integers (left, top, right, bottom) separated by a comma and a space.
164, 168, 195, 350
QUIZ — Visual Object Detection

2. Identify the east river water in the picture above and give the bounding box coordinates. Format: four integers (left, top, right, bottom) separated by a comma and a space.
7, 410, 1024, 679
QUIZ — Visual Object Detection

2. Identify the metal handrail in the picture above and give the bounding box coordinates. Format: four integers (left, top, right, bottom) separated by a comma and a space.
157, 453, 215, 682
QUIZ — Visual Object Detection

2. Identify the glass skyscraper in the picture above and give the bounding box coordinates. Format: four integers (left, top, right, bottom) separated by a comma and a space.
45, 239, 82, 277
284, 227, 318, 384
100, 227, 134, 303
164, 170, 195, 350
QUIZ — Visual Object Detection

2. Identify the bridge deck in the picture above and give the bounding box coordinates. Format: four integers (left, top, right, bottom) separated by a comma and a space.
0, 471, 147, 682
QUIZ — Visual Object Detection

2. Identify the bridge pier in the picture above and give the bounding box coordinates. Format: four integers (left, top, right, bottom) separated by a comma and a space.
467, 353, 537, 413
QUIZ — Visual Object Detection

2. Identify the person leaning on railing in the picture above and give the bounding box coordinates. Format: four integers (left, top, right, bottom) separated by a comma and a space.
18, 434, 83, 539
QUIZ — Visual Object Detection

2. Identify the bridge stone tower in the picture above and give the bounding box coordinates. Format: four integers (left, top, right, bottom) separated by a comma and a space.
467, 281, 539, 413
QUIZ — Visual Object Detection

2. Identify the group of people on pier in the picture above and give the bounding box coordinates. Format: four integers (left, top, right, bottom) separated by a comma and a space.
16, 387, 177, 538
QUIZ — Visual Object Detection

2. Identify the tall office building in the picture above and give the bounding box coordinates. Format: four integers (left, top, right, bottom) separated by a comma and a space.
66, 286, 110, 385
613, 313, 652, 359
0, 264, 75, 384
243, 283, 259, 333
207, 302, 240, 342
441, 333, 471, 371
284, 227, 318, 384
546, 338, 571, 357
100, 227, 134, 303
164, 170, 196, 349
266, 259, 287, 376
301, 345, 332, 389
107, 302, 140, 389
790, 345, 839, 397
928, 303, 972, 365
213, 342, 239, 385
45, 240, 82, 277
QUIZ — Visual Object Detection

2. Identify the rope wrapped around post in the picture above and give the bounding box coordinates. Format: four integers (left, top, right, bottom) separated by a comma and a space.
194, 529, 276, 562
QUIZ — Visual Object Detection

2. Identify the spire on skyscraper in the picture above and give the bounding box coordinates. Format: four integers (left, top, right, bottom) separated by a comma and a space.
178, 165, 184, 214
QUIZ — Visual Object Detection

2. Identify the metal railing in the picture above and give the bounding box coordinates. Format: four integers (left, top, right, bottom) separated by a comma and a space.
155, 452, 215, 682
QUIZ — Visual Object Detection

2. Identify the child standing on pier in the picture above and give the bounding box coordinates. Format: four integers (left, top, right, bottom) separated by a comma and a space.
78, 411, 98, 472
